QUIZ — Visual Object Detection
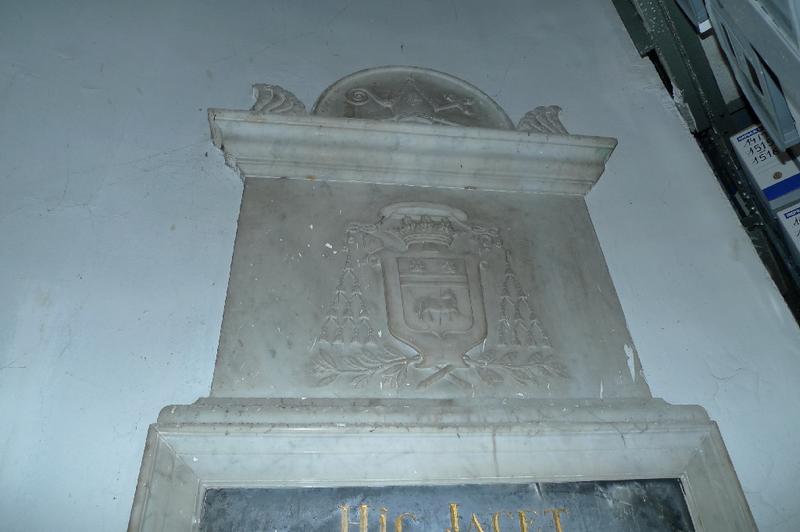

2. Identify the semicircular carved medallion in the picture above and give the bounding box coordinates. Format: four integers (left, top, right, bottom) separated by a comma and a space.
312, 66, 515, 130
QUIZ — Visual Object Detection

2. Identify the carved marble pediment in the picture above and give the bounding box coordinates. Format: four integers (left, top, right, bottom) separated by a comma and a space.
246, 66, 572, 132
208, 66, 601, 195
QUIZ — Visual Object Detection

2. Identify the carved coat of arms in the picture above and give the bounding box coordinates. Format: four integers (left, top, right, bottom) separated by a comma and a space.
311, 203, 567, 390
380, 204, 486, 369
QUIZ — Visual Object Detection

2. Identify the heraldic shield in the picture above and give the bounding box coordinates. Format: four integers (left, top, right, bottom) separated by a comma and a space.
378, 204, 488, 368
383, 251, 486, 368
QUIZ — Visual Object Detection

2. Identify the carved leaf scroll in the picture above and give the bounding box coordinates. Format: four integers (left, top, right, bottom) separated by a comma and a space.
517, 105, 569, 135
250, 84, 306, 115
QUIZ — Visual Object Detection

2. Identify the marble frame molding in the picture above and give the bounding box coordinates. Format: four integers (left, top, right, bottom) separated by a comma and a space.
129, 398, 754, 531
207, 111, 617, 195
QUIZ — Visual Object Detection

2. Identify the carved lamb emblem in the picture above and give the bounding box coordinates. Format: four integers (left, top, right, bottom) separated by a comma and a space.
414, 287, 460, 322
311, 202, 567, 390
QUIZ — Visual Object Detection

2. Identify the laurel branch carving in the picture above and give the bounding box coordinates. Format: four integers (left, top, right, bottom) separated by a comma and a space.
311, 346, 567, 389
312, 347, 419, 388
467, 349, 569, 386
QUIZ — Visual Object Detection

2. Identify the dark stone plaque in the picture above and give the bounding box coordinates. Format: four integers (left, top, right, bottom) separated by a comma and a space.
200, 479, 694, 532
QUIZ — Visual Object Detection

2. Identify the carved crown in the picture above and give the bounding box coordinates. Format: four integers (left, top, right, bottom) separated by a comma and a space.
397, 215, 455, 247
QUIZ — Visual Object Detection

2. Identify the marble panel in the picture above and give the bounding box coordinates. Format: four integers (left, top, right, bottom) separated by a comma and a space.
210, 178, 648, 399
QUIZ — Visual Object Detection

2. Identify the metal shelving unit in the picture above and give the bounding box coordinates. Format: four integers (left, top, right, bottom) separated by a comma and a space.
612, 0, 800, 320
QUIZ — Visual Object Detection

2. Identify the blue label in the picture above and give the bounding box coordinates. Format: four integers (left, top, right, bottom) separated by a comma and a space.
764, 172, 800, 201
736, 127, 763, 142
783, 206, 800, 219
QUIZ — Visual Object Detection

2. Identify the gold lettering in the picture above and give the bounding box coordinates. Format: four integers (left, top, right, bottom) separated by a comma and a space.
544, 508, 567, 532
379, 507, 388, 532
492, 512, 502, 532
359, 503, 369, 532
464, 512, 505, 532
343, 500, 564, 532
340, 505, 350, 532
468, 513, 486, 532
516, 510, 538, 532
517, 511, 529, 532
447, 503, 461, 532
394, 512, 417, 532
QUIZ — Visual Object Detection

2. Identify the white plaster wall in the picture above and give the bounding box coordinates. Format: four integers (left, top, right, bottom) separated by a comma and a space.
0, 1, 797, 530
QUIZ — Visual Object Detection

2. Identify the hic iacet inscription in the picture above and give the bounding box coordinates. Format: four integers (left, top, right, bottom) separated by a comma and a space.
200, 480, 694, 532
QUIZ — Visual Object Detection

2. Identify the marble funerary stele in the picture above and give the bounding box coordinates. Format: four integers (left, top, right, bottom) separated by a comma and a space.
129, 66, 756, 532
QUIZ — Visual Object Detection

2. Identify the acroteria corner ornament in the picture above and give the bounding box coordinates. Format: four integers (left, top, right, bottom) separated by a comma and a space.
251, 66, 571, 134
311, 202, 567, 390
